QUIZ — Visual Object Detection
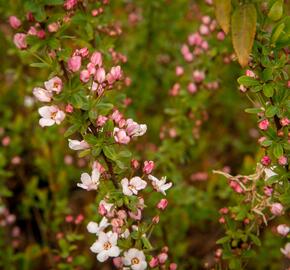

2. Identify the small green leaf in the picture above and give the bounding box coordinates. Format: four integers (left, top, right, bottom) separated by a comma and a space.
268, 0, 284, 21
265, 105, 278, 117
272, 143, 283, 158
249, 233, 261, 246
103, 145, 117, 161
64, 124, 81, 137
237, 76, 259, 87
245, 108, 263, 114
263, 84, 274, 97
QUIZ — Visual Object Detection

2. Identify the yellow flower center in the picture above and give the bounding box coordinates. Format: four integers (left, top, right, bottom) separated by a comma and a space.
131, 257, 140, 265
103, 242, 112, 250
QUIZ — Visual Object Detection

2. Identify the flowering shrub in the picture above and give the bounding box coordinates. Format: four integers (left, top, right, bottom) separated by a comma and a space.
0, 0, 289, 269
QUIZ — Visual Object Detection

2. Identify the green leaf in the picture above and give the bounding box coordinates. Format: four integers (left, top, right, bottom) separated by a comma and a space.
30, 62, 50, 68
232, 4, 257, 67
262, 68, 273, 82
96, 103, 114, 115
216, 236, 230, 244
141, 236, 153, 249
64, 124, 81, 137
103, 145, 117, 161
263, 84, 274, 97
245, 108, 263, 114
237, 76, 259, 87
271, 23, 285, 44
268, 0, 284, 21
265, 105, 278, 117
249, 233, 261, 246
260, 139, 273, 147
214, 0, 232, 34
272, 143, 283, 158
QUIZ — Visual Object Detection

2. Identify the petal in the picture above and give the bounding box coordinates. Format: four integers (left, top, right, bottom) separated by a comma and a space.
97, 251, 109, 262
98, 231, 108, 243
39, 118, 55, 127
90, 241, 102, 253
80, 173, 92, 185
87, 221, 99, 233
91, 169, 100, 183
109, 232, 118, 245
77, 183, 88, 190
108, 246, 120, 257
162, 182, 172, 191
123, 186, 132, 196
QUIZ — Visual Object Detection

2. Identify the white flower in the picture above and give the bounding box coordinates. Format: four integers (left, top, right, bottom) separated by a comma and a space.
123, 248, 147, 270
44, 76, 63, 93
87, 217, 110, 235
38, 105, 65, 127
90, 231, 120, 262
33, 87, 52, 102
280, 243, 290, 259
121, 177, 147, 196
148, 175, 172, 195
77, 168, 100, 191
68, 139, 90, 150
264, 168, 277, 180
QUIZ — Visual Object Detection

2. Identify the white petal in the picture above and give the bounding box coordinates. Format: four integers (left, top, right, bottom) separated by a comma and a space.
80, 173, 92, 185
39, 118, 55, 127
109, 232, 118, 245
87, 221, 99, 233
98, 231, 108, 243
91, 169, 100, 183
108, 246, 120, 257
38, 106, 52, 118
90, 241, 102, 253
97, 251, 109, 262
77, 183, 88, 190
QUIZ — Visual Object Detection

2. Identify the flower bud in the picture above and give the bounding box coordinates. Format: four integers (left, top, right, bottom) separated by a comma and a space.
143, 160, 155, 174
9, 16, 21, 29
68, 56, 81, 72
157, 199, 168, 211
270, 203, 284, 216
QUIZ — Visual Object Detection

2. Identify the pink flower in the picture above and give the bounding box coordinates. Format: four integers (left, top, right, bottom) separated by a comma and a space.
258, 119, 269, 130
131, 159, 140, 169
143, 160, 155, 174
229, 181, 243, 193
68, 139, 89, 151
157, 199, 168, 210
121, 177, 147, 196
113, 128, 130, 144
64, 0, 78, 10
270, 203, 284, 216
278, 156, 287, 166
87, 62, 96, 75
169, 263, 178, 270
68, 56, 81, 72
9, 16, 21, 29
13, 33, 27, 49
277, 224, 290, 236
90, 52, 103, 66
80, 69, 90, 83
44, 76, 63, 93
37, 29, 46, 39
28, 26, 37, 36
48, 22, 59, 33
126, 119, 147, 137
128, 209, 142, 221
107, 66, 122, 84
261, 155, 271, 166
188, 33, 203, 46
193, 70, 205, 83
95, 68, 106, 83
96, 115, 108, 127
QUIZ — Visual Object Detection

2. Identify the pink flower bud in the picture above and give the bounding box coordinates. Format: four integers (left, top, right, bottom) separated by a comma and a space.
87, 62, 96, 75
193, 70, 205, 83
261, 155, 271, 166
202, 16, 211, 25
263, 186, 273, 197
184, 52, 193, 62
48, 22, 59, 32
187, 82, 197, 94
96, 115, 108, 127
143, 160, 155, 174
75, 214, 84, 224
65, 215, 73, 223
277, 224, 290, 236
131, 159, 140, 169
68, 56, 81, 72
9, 16, 21, 29
64, 0, 78, 10
111, 110, 123, 124
157, 199, 168, 210
219, 207, 229, 215
117, 210, 127, 220
217, 31, 225, 40
239, 85, 247, 92
13, 33, 27, 49
158, 253, 168, 264
270, 203, 284, 216
98, 204, 107, 216
80, 69, 90, 83
113, 128, 130, 144
2, 136, 10, 146
258, 119, 269, 130
37, 29, 46, 39
90, 52, 102, 66
219, 217, 225, 224
107, 66, 122, 84
175, 66, 184, 76
280, 117, 290, 126
65, 104, 74, 113
278, 156, 287, 166
199, 24, 209, 35
152, 215, 160, 224
113, 257, 123, 268
149, 257, 159, 268
79, 47, 89, 58
169, 263, 178, 270
245, 69, 255, 78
